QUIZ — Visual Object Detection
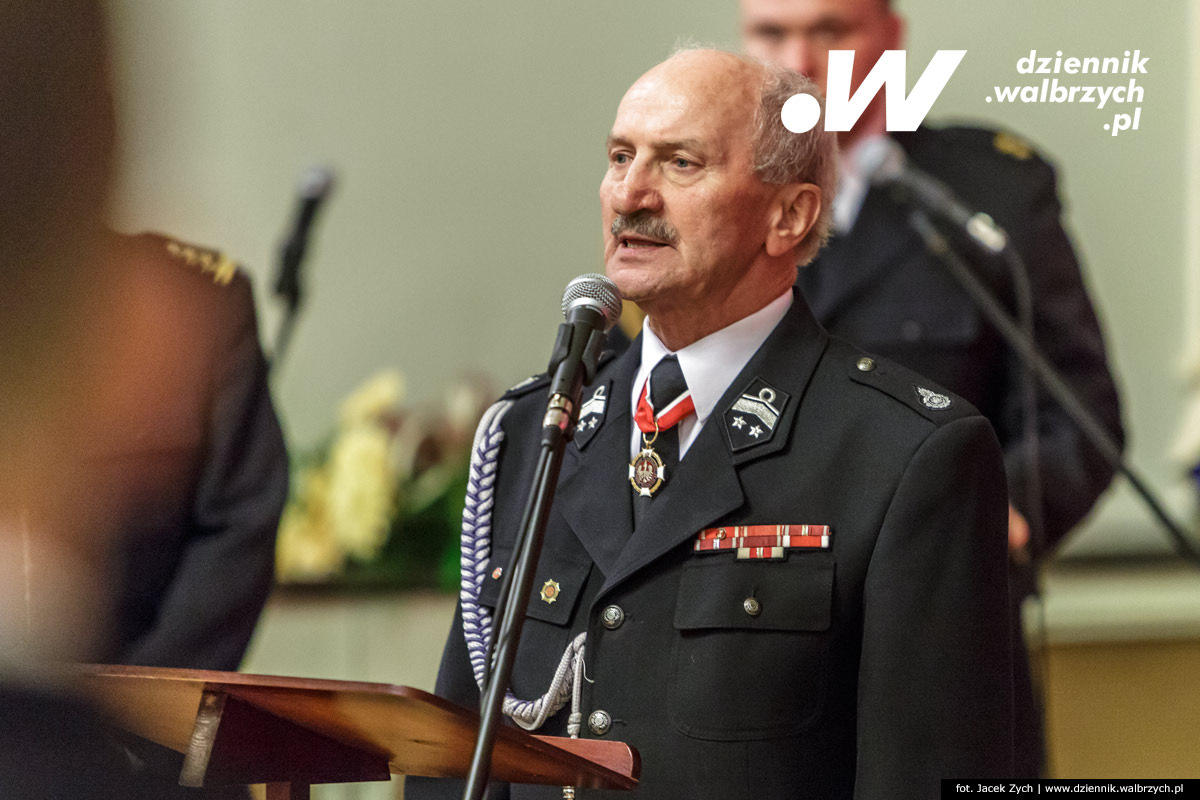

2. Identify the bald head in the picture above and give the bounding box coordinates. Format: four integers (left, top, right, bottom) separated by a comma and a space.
632, 48, 764, 128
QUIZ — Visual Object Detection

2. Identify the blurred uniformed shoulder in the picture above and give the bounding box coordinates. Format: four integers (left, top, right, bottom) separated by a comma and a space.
913, 124, 1045, 162
898, 124, 1059, 179
117, 231, 247, 291
104, 231, 258, 348
837, 340, 981, 427
894, 124, 1062, 225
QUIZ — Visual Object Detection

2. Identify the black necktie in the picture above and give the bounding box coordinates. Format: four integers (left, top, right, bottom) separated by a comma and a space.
632, 355, 692, 527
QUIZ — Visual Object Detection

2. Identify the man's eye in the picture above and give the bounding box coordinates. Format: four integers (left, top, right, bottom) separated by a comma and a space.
752, 26, 784, 43
673, 158, 693, 169
612, 153, 630, 164
811, 22, 850, 44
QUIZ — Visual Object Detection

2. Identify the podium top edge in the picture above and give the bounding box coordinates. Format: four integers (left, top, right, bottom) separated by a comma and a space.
74, 663, 425, 698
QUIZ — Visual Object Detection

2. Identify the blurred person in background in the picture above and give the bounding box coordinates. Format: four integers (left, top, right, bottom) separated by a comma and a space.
740, 0, 1124, 777
0, 0, 287, 795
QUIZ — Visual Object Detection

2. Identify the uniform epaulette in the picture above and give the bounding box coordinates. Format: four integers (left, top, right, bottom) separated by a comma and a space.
991, 130, 1035, 161
940, 126, 1043, 165
845, 351, 977, 425
501, 373, 551, 400
161, 235, 239, 286
499, 349, 618, 401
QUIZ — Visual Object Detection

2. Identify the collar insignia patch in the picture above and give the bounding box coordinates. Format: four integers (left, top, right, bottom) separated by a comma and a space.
574, 381, 609, 449
724, 378, 790, 453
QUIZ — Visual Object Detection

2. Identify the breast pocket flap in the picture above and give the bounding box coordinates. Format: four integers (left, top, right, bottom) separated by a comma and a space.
674, 557, 834, 633
476, 550, 591, 627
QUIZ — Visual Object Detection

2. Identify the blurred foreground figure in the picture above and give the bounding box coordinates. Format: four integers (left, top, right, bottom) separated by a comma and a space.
409, 49, 1012, 800
0, 0, 116, 672
741, 0, 1124, 777
0, 0, 286, 796
0, 2, 155, 796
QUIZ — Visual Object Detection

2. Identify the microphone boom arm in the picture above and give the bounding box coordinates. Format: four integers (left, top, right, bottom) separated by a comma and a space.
905, 208, 1200, 567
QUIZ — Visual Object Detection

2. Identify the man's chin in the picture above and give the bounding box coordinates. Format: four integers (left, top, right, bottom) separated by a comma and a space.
605, 262, 656, 304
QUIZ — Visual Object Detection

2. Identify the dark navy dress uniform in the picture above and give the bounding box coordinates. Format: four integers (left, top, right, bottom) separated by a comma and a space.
799, 126, 1124, 777
88, 232, 288, 672
408, 291, 1013, 799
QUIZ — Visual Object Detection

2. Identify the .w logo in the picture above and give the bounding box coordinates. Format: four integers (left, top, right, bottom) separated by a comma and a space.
782, 50, 966, 133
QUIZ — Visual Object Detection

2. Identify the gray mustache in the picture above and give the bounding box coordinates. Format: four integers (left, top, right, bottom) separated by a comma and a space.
611, 213, 679, 245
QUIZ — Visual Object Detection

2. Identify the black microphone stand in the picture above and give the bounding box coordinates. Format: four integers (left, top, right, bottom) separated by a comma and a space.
269, 300, 301, 376
461, 315, 610, 800
269, 168, 334, 374
905, 208, 1200, 567
269, 226, 308, 373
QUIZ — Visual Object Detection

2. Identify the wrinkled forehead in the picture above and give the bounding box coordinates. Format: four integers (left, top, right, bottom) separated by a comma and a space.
610, 52, 762, 154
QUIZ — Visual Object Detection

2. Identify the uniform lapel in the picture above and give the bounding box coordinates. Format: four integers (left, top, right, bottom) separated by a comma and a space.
599, 292, 830, 596
555, 344, 640, 578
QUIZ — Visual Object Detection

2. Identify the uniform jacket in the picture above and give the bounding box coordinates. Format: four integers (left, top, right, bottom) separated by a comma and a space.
64, 232, 288, 672
104, 232, 287, 671
799, 125, 1123, 552
409, 292, 1013, 800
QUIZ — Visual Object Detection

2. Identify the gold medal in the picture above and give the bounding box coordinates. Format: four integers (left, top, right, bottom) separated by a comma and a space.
629, 447, 666, 496
629, 425, 666, 497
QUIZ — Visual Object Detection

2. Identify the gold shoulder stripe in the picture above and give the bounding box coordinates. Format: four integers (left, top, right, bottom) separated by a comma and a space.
993, 131, 1033, 161
164, 239, 237, 286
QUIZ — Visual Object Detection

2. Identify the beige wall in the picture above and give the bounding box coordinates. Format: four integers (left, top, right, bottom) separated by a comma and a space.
107, 1, 1194, 554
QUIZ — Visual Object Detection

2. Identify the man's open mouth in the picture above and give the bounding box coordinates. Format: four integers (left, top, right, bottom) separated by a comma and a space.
621, 236, 669, 248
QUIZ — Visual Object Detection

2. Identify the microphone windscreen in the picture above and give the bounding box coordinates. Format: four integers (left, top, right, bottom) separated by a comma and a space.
561, 274, 623, 332
299, 166, 336, 201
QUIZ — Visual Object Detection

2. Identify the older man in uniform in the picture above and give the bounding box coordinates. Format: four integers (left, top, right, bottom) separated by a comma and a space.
409, 49, 1013, 799
740, 0, 1124, 777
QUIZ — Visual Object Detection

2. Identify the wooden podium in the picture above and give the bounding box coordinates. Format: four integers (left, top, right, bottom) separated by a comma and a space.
77, 665, 639, 799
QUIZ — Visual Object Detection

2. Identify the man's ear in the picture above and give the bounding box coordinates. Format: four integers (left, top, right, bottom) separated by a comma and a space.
765, 183, 821, 258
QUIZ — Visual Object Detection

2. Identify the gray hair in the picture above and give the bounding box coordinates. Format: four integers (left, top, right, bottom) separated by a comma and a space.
751, 61, 838, 265
668, 46, 838, 266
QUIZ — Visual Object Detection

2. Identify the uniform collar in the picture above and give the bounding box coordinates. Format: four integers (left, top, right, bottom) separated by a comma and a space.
632, 288, 794, 429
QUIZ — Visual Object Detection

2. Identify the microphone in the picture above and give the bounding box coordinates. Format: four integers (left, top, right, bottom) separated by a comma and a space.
560, 273, 622, 334
858, 137, 1009, 255
543, 274, 622, 437
275, 166, 336, 311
